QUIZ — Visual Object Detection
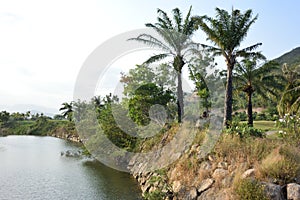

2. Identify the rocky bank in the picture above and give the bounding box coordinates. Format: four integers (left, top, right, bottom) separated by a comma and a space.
128, 130, 300, 200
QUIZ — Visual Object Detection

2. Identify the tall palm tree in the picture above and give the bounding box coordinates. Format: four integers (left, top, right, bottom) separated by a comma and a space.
59, 102, 73, 121
195, 8, 263, 127
278, 64, 300, 116
234, 58, 282, 126
129, 6, 198, 123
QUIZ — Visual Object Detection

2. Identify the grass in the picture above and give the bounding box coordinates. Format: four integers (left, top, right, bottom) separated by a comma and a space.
241, 120, 277, 131
253, 121, 277, 131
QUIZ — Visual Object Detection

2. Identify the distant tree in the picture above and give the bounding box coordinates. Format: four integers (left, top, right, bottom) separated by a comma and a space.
129, 6, 199, 123
195, 8, 264, 127
234, 57, 282, 126
59, 102, 73, 121
11, 112, 26, 121
0, 111, 10, 125
53, 114, 65, 120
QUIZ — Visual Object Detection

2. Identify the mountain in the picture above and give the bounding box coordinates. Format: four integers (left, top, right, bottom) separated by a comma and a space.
273, 47, 300, 67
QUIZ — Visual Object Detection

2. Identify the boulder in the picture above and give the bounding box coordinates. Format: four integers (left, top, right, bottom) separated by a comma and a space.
185, 187, 198, 200
200, 161, 212, 171
217, 162, 228, 169
262, 182, 284, 200
242, 169, 255, 179
287, 183, 300, 200
212, 169, 228, 179
197, 188, 231, 200
172, 180, 183, 193
197, 178, 214, 193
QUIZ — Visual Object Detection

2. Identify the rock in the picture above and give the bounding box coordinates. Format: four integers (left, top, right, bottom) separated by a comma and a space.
197, 188, 231, 200
185, 187, 198, 200
176, 187, 198, 200
217, 162, 228, 169
170, 167, 182, 181
221, 174, 234, 187
262, 182, 284, 200
287, 183, 300, 200
208, 155, 215, 162
200, 161, 212, 171
141, 182, 151, 193
212, 169, 228, 179
172, 181, 183, 193
190, 144, 199, 152
242, 169, 255, 179
197, 178, 214, 193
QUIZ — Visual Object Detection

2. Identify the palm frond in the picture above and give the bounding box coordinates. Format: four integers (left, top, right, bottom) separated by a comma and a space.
157, 8, 173, 28
172, 8, 182, 32
128, 33, 171, 52
144, 53, 170, 65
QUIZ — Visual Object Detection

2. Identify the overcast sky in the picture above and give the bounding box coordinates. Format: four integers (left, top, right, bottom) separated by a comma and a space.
0, 0, 299, 114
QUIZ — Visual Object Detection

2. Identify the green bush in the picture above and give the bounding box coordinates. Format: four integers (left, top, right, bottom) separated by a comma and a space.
235, 178, 267, 200
143, 190, 166, 200
224, 121, 265, 138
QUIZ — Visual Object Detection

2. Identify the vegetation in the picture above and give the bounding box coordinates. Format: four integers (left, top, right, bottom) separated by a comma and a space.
195, 8, 264, 127
1, 5, 300, 199
233, 57, 282, 126
129, 6, 199, 123
0, 110, 74, 136
278, 64, 300, 116
235, 178, 267, 200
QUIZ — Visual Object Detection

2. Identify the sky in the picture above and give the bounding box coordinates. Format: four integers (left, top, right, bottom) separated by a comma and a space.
0, 0, 299, 114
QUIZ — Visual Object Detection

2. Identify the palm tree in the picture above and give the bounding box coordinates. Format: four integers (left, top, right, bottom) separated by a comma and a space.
195, 8, 263, 127
59, 102, 73, 121
129, 6, 198, 123
234, 57, 282, 126
278, 64, 300, 116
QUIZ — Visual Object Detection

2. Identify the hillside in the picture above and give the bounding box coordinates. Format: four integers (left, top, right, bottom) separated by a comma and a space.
274, 47, 300, 66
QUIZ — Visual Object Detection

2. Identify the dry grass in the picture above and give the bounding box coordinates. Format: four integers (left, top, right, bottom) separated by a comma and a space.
256, 145, 300, 184
213, 135, 275, 167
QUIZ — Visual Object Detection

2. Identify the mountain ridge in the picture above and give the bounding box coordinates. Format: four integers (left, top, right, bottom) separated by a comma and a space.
273, 46, 300, 66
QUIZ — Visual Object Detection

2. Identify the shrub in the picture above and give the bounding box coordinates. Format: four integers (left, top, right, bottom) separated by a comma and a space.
276, 114, 300, 144
257, 146, 300, 184
235, 178, 267, 200
143, 190, 166, 200
214, 134, 273, 166
224, 121, 265, 138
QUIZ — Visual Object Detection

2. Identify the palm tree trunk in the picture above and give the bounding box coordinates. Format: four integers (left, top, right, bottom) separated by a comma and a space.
223, 65, 233, 127
177, 72, 184, 123
247, 93, 253, 126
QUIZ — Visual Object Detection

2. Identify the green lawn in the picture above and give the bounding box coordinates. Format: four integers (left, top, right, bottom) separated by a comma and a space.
241, 120, 277, 131
253, 121, 277, 131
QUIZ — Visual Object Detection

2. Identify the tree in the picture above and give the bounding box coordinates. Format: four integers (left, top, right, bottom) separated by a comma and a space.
234, 57, 282, 126
278, 64, 300, 116
129, 6, 199, 123
59, 102, 73, 121
195, 8, 263, 127
128, 83, 174, 125
188, 52, 216, 115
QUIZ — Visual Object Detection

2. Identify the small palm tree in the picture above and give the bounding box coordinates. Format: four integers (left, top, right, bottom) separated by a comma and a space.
278, 64, 300, 116
59, 102, 73, 121
129, 6, 199, 123
195, 8, 264, 127
234, 57, 282, 126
